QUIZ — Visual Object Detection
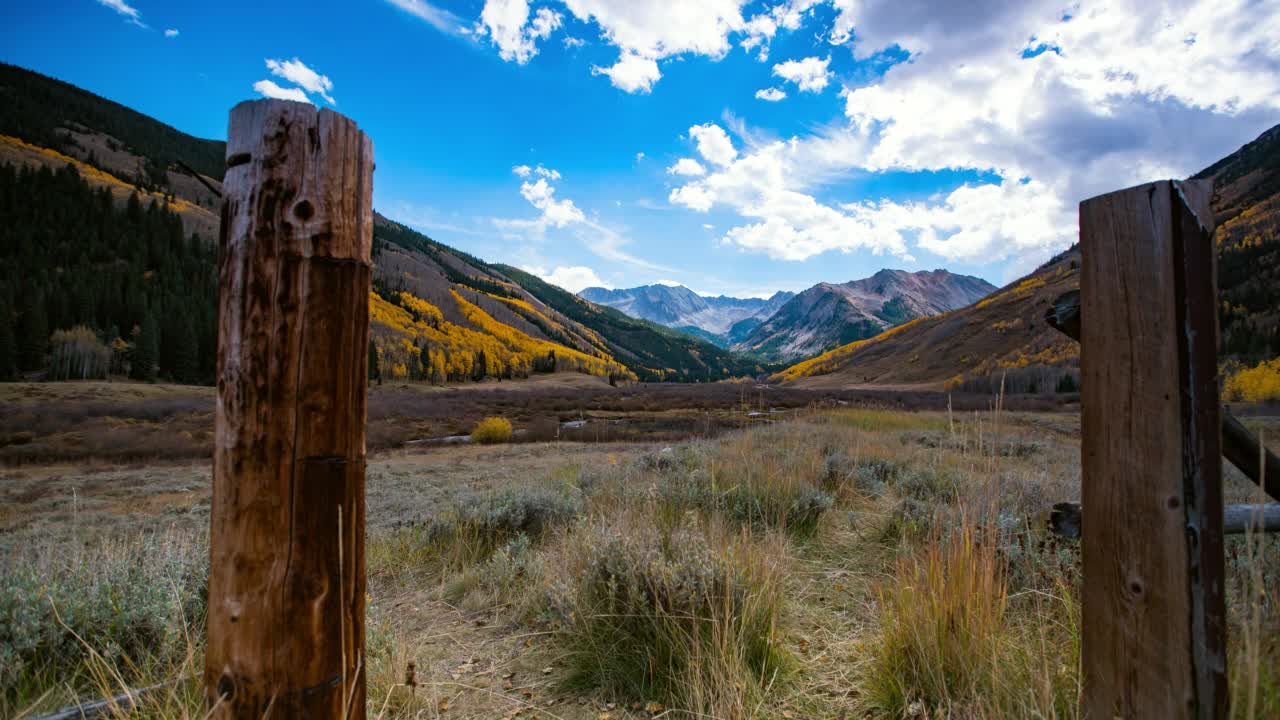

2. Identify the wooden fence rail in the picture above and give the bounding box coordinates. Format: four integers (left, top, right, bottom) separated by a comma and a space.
1047, 289, 1280, 501
1050, 501, 1280, 539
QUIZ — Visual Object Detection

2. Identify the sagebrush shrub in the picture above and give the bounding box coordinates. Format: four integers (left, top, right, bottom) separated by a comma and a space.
381, 486, 582, 571
0, 534, 206, 712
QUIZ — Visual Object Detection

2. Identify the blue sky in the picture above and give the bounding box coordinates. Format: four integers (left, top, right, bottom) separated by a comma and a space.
4, 0, 1278, 297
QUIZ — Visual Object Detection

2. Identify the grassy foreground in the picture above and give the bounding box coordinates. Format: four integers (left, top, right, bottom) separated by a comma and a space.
2, 408, 1278, 718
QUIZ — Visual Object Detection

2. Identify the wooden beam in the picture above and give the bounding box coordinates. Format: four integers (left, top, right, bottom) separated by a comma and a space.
1080, 179, 1226, 720
1221, 413, 1280, 501
1051, 501, 1280, 539
1046, 290, 1280, 501
205, 99, 373, 718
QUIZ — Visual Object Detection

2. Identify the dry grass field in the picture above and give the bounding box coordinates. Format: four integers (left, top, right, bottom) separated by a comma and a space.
1, 383, 1277, 719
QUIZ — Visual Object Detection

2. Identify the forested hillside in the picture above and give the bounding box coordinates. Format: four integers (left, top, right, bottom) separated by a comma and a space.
0, 63, 225, 185
0, 64, 779, 385
1194, 123, 1280, 359
0, 162, 215, 382
371, 216, 771, 382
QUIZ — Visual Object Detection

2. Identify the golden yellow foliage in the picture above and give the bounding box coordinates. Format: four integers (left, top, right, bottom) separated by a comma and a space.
471, 416, 513, 444
367, 289, 635, 384
0, 135, 207, 217
1224, 358, 1280, 403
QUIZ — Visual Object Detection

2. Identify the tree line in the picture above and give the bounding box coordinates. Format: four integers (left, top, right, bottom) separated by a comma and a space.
0, 162, 216, 383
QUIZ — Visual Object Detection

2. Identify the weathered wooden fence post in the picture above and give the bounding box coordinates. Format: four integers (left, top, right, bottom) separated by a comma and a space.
205, 99, 373, 718
1080, 179, 1226, 719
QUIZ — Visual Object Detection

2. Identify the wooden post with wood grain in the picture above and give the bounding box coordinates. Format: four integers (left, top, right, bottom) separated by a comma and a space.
1079, 179, 1227, 719
205, 99, 373, 718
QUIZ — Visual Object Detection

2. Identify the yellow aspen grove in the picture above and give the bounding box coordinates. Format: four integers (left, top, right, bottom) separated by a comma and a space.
367, 289, 635, 384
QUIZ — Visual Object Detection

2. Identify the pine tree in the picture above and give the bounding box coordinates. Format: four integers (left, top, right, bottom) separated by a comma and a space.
368, 340, 381, 385
0, 303, 16, 380
171, 316, 199, 384
473, 350, 487, 381
17, 294, 48, 372
131, 313, 159, 381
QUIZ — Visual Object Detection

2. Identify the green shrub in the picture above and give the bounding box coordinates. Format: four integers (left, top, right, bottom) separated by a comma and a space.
650, 469, 833, 536
376, 486, 582, 573
896, 466, 960, 502
881, 497, 935, 542
547, 519, 787, 717
0, 534, 206, 714
471, 416, 513, 444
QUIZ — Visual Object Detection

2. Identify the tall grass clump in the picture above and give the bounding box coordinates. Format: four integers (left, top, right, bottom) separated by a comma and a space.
546, 516, 788, 717
700, 426, 834, 537
0, 532, 207, 716
471, 415, 513, 444
867, 522, 1007, 716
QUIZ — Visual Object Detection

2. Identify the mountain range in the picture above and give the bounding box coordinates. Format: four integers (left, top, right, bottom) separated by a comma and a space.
578, 285, 793, 346
583, 270, 995, 363
732, 270, 994, 362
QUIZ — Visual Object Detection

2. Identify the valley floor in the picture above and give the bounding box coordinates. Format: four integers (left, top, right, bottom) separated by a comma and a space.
1, 388, 1278, 718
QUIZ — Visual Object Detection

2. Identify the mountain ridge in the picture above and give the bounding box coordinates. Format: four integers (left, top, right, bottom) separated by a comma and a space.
735, 269, 996, 362
579, 284, 794, 340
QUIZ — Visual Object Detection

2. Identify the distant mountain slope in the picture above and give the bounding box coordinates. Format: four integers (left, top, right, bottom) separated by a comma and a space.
370, 216, 637, 383
1194, 124, 1280, 359
774, 252, 1080, 389
579, 284, 793, 340
738, 269, 996, 363
498, 267, 777, 381
0, 63, 226, 181
778, 122, 1280, 389
0, 63, 224, 240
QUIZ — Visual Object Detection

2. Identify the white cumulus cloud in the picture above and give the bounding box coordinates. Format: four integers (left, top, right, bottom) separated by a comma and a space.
664, 0, 1280, 271
538, 265, 611, 292
772, 55, 830, 93
478, 0, 563, 64
688, 123, 737, 167
252, 80, 312, 104
755, 87, 786, 101
263, 58, 336, 104
519, 178, 586, 228
560, 0, 749, 92
667, 158, 707, 177
592, 51, 662, 94
164, 28, 179, 38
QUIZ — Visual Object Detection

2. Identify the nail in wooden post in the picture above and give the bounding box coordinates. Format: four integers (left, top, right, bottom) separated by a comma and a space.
205, 99, 373, 718
1080, 179, 1226, 719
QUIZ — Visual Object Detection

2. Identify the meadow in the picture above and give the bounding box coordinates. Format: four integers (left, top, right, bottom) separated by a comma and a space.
1, 381, 1277, 719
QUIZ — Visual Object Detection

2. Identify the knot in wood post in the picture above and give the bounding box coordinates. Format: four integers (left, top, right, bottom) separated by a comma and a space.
205, 99, 373, 719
